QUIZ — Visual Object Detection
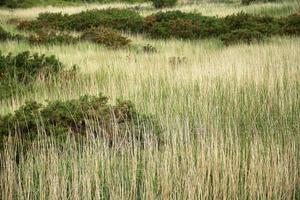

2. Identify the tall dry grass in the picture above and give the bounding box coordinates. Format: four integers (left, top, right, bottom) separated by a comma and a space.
0, 2, 299, 199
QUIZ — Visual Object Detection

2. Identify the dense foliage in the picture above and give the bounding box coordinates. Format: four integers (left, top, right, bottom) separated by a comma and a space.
0, 0, 147, 8
144, 11, 223, 39
0, 25, 24, 41
11, 9, 300, 45
220, 29, 264, 46
0, 94, 161, 146
144, 11, 300, 44
18, 9, 144, 33
0, 51, 76, 99
151, 0, 177, 9
0, 26, 11, 40
81, 27, 131, 48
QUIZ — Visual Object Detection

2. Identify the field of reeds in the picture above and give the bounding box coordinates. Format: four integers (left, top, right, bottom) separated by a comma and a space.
0, 1, 299, 199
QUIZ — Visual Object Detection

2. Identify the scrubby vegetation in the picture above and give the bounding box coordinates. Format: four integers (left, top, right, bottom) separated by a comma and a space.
28, 31, 80, 45
144, 10, 300, 42
0, 94, 161, 147
151, 0, 177, 9
0, 51, 77, 99
15, 9, 300, 45
81, 27, 131, 48
18, 9, 144, 33
0, 2, 299, 199
0, 25, 23, 41
0, 0, 146, 8
220, 29, 265, 46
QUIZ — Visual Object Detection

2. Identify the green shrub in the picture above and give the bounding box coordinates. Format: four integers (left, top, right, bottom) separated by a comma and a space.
28, 31, 80, 45
0, 51, 77, 99
222, 12, 281, 36
15, 9, 300, 41
81, 27, 131, 48
18, 9, 144, 33
280, 13, 300, 35
0, 94, 161, 146
144, 11, 224, 39
241, 0, 255, 5
151, 0, 177, 9
0, 25, 26, 41
220, 29, 265, 46
0, 26, 11, 40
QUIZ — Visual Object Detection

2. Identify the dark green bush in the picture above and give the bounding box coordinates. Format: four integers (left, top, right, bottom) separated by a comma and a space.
0, 51, 77, 99
220, 29, 265, 46
28, 30, 79, 45
0, 0, 147, 8
151, 0, 177, 9
18, 9, 144, 33
0, 25, 25, 41
144, 11, 224, 39
222, 12, 281, 36
280, 13, 300, 35
0, 26, 11, 40
0, 94, 161, 146
241, 0, 255, 5
14, 8, 300, 42
81, 27, 131, 48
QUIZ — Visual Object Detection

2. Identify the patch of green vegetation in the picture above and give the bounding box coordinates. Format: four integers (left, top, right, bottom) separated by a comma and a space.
0, 0, 147, 8
10, 9, 300, 45
220, 29, 265, 46
18, 8, 144, 33
81, 27, 131, 48
151, 0, 177, 9
0, 51, 77, 99
0, 94, 161, 147
0, 25, 24, 41
28, 30, 80, 45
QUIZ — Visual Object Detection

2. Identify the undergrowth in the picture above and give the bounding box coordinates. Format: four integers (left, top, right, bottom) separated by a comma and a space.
0, 94, 161, 148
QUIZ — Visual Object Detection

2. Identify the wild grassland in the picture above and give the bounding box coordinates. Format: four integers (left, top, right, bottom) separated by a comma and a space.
0, 2, 300, 200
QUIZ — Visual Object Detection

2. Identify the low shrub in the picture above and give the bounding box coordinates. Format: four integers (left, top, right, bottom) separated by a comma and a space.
81, 27, 131, 48
151, 0, 177, 9
0, 25, 25, 41
220, 29, 265, 46
0, 51, 77, 99
144, 11, 224, 39
14, 9, 300, 42
18, 8, 144, 33
0, 26, 11, 40
0, 94, 161, 146
280, 13, 300, 35
28, 31, 80, 45
241, 0, 255, 5
222, 12, 281, 36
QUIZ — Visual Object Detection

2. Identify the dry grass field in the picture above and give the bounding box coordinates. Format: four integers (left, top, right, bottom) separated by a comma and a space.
0, 1, 299, 199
